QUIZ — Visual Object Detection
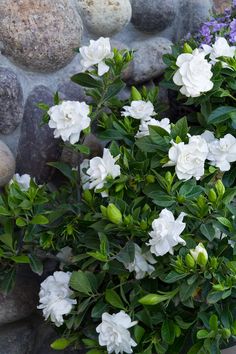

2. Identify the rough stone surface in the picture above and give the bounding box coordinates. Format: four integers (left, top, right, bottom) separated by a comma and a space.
57, 80, 86, 102
213, 0, 231, 13
0, 140, 15, 187
16, 86, 62, 183
0, 0, 83, 72
129, 37, 173, 84
131, 0, 176, 33
0, 267, 39, 325
0, 321, 34, 354
77, 0, 132, 36
0, 67, 24, 134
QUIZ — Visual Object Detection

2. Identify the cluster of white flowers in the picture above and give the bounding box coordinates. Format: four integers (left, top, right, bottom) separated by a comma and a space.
147, 209, 186, 257
96, 311, 137, 354
37, 271, 76, 327
48, 101, 91, 144
80, 148, 121, 195
80, 37, 113, 76
124, 243, 156, 279
202, 37, 236, 67
10, 173, 31, 191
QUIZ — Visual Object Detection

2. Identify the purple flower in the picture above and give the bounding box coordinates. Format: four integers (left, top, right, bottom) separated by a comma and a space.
233, 0, 236, 9
230, 19, 236, 43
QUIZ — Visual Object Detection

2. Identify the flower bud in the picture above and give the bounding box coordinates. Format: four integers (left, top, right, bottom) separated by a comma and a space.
197, 195, 207, 209
124, 215, 133, 225
115, 53, 123, 64
82, 190, 93, 204
107, 204, 122, 225
183, 43, 193, 54
222, 328, 231, 339
185, 254, 195, 268
208, 189, 217, 202
131, 86, 142, 101
146, 175, 155, 184
165, 171, 173, 184
115, 183, 125, 193
215, 180, 225, 198
174, 325, 181, 338
100, 205, 107, 218
190, 243, 208, 267
140, 220, 148, 230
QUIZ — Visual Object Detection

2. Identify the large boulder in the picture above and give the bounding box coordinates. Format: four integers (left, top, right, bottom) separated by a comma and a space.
0, 140, 15, 187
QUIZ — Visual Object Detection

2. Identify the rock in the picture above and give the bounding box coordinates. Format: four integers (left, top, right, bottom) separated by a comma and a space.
0, 267, 39, 325
77, 0, 132, 36
0, 321, 34, 354
213, 0, 231, 14
0, 67, 24, 135
0, 140, 15, 187
0, 0, 83, 72
57, 81, 87, 102
128, 37, 172, 84
16, 86, 62, 183
131, 0, 176, 33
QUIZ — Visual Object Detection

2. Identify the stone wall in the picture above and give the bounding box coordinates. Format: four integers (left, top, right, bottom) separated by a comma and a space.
0, 0, 214, 186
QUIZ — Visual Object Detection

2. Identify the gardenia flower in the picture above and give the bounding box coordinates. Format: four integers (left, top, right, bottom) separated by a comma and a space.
202, 130, 236, 171
37, 271, 76, 327
135, 118, 171, 138
96, 311, 137, 354
48, 101, 91, 144
190, 243, 208, 262
87, 148, 121, 191
165, 135, 209, 181
11, 173, 31, 191
122, 100, 156, 122
202, 37, 236, 66
173, 49, 213, 97
124, 244, 156, 279
147, 209, 186, 257
80, 37, 113, 76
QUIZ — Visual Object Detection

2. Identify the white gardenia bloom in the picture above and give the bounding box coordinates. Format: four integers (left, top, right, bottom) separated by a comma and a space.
122, 100, 156, 122
96, 311, 137, 354
147, 209, 186, 257
124, 244, 156, 279
37, 271, 76, 327
11, 173, 31, 191
165, 135, 209, 181
190, 243, 208, 262
202, 37, 236, 66
80, 37, 113, 76
48, 101, 91, 144
173, 49, 213, 97
202, 131, 236, 172
87, 148, 120, 191
135, 118, 171, 138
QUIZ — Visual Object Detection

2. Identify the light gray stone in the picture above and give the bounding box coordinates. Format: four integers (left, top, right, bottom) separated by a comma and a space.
0, 67, 24, 134
0, 321, 34, 354
128, 37, 173, 84
131, 0, 176, 33
0, 140, 15, 187
0, 0, 83, 72
77, 0, 132, 36
57, 80, 87, 102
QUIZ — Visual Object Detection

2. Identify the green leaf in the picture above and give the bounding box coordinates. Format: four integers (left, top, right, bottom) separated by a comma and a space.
71, 73, 103, 89
105, 289, 125, 309
164, 271, 188, 283
207, 106, 236, 124
16, 217, 27, 227
174, 316, 195, 329
74, 144, 90, 154
0, 233, 13, 250
161, 319, 175, 345
47, 162, 74, 181
50, 338, 71, 350
216, 217, 232, 231
31, 215, 49, 225
171, 117, 188, 139
200, 224, 215, 241
187, 342, 205, 354
144, 186, 175, 207
91, 300, 108, 318
134, 325, 145, 344
135, 136, 159, 153
0, 267, 16, 294
104, 79, 125, 101
29, 254, 43, 275
197, 330, 209, 339
179, 280, 198, 302
116, 241, 135, 264
11, 255, 30, 264
70, 271, 93, 295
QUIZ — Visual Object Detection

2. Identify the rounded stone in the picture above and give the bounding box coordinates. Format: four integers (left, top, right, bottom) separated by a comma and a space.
77, 0, 132, 36
0, 0, 83, 72
131, 0, 176, 33
0, 67, 24, 135
0, 140, 15, 187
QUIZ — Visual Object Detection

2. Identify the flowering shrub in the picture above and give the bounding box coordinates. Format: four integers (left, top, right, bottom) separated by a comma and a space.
1, 5, 236, 354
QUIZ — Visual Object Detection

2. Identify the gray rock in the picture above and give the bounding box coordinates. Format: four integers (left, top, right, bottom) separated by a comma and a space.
77, 0, 132, 36
0, 0, 83, 72
0, 267, 39, 325
16, 86, 62, 183
128, 37, 172, 84
0, 140, 15, 187
57, 81, 86, 102
0, 67, 24, 135
0, 321, 34, 354
131, 0, 176, 33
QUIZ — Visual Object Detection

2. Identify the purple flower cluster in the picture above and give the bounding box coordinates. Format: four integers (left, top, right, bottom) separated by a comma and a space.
197, 1, 236, 45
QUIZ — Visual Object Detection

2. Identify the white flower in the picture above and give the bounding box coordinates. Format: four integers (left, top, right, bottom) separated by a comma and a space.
124, 244, 156, 279
87, 148, 120, 191
173, 49, 213, 97
146, 209, 186, 257
56, 246, 73, 270
165, 136, 209, 181
96, 311, 137, 354
122, 101, 156, 122
80, 37, 113, 76
190, 243, 208, 262
11, 173, 31, 191
202, 131, 236, 172
37, 271, 76, 327
202, 37, 236, 66
48, 101, 91, 144
135, 118, 171, 138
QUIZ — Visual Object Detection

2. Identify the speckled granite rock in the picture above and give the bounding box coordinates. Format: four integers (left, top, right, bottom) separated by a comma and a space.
0, 140, 15, 187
